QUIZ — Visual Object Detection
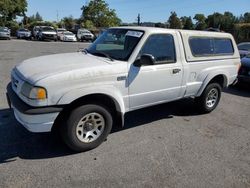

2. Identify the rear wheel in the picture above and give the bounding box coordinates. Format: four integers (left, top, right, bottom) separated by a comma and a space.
61, 104, 113, 152
196, 83, 222, 113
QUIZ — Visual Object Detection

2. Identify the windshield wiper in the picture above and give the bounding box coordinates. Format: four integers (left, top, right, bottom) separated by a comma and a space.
91, 51, 114, 61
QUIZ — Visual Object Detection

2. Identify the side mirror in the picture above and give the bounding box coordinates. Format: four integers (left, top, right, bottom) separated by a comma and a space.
134, 54, 156, 67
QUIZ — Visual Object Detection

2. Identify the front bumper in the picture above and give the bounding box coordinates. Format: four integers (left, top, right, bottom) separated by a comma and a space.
64, 37, 77, 42
6, 83, 63, 133
42, 34, 57, 40
0, 35, 10, 39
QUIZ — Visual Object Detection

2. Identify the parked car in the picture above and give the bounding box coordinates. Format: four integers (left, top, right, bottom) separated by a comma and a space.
16, 28, 32, 40
238, 42, 250, 58
238, 54, 250, 83
7, 27, 240, 152
0, 27, 11, 40
56, 28, 67, 40
37, 26, 57, 41
60, 31, 77, 42
77, 29, 94, 42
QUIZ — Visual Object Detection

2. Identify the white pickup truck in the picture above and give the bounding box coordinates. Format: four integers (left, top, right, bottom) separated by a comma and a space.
7, 27, 240, 151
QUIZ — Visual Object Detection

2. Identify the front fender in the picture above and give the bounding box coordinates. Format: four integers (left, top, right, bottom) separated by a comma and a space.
57, 85, 126, 114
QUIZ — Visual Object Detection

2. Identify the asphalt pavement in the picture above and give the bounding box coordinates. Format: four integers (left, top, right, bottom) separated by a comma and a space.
0, 39, 250, 188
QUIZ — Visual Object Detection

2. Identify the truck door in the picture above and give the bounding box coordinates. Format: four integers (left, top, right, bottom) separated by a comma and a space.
128, 33, 183, 109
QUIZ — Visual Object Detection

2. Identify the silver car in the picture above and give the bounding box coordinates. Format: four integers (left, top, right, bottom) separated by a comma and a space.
0, 27, 11, 40
16, 28, 32, 39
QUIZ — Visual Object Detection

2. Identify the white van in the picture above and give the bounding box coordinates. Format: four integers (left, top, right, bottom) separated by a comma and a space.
7, 27, 240, 151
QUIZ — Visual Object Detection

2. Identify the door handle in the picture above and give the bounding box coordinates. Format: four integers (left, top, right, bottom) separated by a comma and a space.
173, 68, 181, 74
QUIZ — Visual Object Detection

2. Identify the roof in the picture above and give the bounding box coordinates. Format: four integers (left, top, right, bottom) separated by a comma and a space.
110, 26, 232, 37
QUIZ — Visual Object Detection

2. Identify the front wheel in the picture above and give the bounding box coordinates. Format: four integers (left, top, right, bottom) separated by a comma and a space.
61, 104, 113, 152
195, 83, 222, 113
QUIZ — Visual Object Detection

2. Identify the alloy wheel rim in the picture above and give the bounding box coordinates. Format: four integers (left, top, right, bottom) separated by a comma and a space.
76, 112, 105, 143
206, 88, 218, 108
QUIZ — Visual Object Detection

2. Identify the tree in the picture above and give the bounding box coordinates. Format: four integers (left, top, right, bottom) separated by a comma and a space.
168, 11, 181, 29
181, 16, 194, 30
243, 12, 250, 23
194, 14, 207, 30
0, 0, 27, 25
81, 0, 121, 28
35, 12, 43, 21
61, 16, 76, 30
206, 12, 236, 32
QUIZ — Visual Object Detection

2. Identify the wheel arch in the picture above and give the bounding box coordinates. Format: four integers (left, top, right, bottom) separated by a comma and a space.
196, 73, 228, 97
52, 91, 125, 132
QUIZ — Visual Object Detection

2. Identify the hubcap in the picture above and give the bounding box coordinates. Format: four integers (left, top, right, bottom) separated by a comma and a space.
206, 88, 218, 108
76, 113, 105, 143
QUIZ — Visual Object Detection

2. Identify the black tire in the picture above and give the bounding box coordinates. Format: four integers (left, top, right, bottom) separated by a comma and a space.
61, 104, 113, 152
195, 83, 222, 113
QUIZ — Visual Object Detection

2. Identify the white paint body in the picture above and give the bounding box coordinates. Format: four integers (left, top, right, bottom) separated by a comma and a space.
10, 27, 240, 132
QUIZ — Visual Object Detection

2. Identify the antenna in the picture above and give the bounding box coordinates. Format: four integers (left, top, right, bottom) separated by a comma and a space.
57, 10, 59, 22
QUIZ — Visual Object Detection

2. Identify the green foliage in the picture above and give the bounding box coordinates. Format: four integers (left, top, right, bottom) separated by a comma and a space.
35, 12, 43, 21
81, 0, 121, 28
234, 23, 250, 42
0, 0, 27, 25
60, 16, 76, 30
5, 20, 19, 35
168, 12, 181, 29
26, 21, 57, 31
194, 14, 207, 30
181, 16, 193, 30
83, 20, 95, 29
205, 12, 236, 31
243, 12, 250, 23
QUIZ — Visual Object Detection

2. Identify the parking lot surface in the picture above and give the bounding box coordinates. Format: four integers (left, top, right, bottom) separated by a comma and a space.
0, 39, 250, 188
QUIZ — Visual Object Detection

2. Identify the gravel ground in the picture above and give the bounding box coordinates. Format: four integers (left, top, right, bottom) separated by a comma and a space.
0, 39, 250, 188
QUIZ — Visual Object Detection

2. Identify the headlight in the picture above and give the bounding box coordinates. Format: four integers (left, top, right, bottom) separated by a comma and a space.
21, 82, 47, 100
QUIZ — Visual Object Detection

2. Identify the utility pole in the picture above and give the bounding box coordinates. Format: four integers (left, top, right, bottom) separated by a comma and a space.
137, 14, 141, 26
56, 10, 59, 22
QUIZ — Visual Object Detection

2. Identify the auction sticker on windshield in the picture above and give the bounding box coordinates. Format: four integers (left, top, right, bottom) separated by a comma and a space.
125, 31, 143, 38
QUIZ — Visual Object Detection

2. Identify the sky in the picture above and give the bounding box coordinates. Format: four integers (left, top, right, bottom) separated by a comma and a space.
26, 0, 250, 23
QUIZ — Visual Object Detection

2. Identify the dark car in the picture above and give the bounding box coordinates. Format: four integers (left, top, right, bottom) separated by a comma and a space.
238, 54, 250, 83
238, 42, 250, 59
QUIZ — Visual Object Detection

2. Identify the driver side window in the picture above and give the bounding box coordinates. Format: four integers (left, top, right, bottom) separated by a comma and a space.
139, 34, 176, 64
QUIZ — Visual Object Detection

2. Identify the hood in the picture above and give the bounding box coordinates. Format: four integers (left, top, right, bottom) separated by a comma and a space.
241, 57, 250, 68
15, 52, 112, 84
64, 35, 76, 38
42, 31, 56, 35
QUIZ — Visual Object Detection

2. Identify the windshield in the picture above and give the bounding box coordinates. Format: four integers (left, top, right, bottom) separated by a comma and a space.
0, 28, 8, 32
64, 32, 74, 36
87, 29, 144, 61
41, 27, 55, 32
238, 44, 250, 51
58, 29, 66, 32
19, 29, 29, 32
